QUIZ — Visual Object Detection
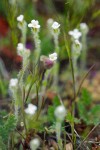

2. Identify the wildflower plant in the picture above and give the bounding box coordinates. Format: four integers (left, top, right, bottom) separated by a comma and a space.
28, 20, 41, 63
51, 21, 60, 91
17, 14, 27, 46
54, 105, 66, 150
3, 10, 98, 150
68, 29, 82, 83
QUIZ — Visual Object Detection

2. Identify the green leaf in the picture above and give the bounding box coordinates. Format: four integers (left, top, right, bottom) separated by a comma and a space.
0, 136, 6, 150
66, 112, 80, 124
77, 89, 100, 125
47, 96, 61, 123
0, 114, 17, 143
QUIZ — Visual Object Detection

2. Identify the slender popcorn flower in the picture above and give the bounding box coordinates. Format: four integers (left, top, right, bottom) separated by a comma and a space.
52, 21, 60, 30
55, 105, 66, 122
25, 104, 37, 115
28, 20, 40, 29
30, 138, 40, 150
9, 78, 18, 88
17, 15, 24, 22
69, 29, 82, 40
49, 53, 57, 61
80, 23, 89, 34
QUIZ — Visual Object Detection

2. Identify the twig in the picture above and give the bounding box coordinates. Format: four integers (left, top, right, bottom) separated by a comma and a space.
76, 64, 95, 97
76, 124, 99, 149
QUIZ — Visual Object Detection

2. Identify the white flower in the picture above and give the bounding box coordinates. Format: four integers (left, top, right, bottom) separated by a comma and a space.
80, 23, 89, 34
49, 53, 57, 61
17, 15, 24, 22
54, 105, 66, 121
28, 20, 40, 29
69, 29, 82, 40
25, 104, 37, 115
9, 78, 18, 88
52, 21, 60, 30
30, 138, 40, 150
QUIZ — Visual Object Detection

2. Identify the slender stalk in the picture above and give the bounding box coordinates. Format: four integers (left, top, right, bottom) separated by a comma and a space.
69, 54, 76, 148
64, 33, 76, 147
56, 121, 63, 150
76, 124, 99, 150
76, 64, 95, 97
22, 87, 27, 134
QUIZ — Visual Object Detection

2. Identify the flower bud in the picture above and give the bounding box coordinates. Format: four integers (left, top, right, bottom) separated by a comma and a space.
40, 56, 54, 69
30, 138, 40, 150
54, 105, 66, 122
80, 23, 89, 34
47, 18, 54, 27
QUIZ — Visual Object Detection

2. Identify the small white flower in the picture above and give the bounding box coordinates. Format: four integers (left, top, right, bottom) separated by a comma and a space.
49, 53, 57, 61
69, 29, 82, 40
80, 23, 89, 34
9, 78, 18, 88
30, 138, 40, 150
52, 21, 60, 30
28, 20, 40, 29
54, 105, 66, 121
25, 104, 37, 115
17, 15, 24, 22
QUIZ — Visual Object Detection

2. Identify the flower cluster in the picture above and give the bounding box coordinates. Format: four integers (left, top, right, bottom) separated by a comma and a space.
51, 21, 60, 35
52, 21, 60, 30
69, 29, 82, 40
28, 20, 40, 32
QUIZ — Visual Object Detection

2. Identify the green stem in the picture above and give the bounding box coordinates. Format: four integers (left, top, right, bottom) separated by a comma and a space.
56, 121, 63, 150
69, 55, 76, 148
81, 35, 87, 70
22, 87, 27, 135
